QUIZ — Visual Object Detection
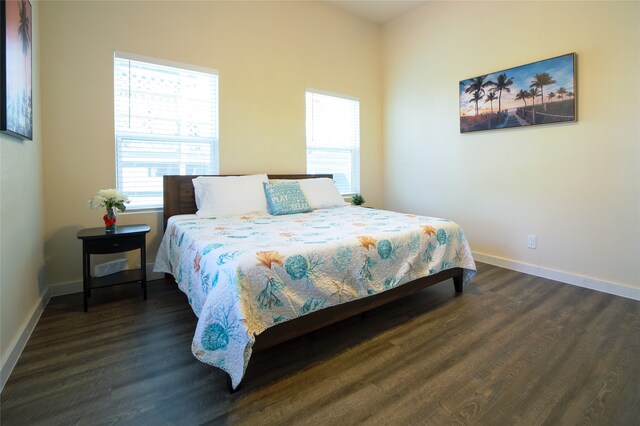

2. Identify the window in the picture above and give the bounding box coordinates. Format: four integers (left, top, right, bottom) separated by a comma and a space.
305, 89, 360, 195
114, 52, 219, 209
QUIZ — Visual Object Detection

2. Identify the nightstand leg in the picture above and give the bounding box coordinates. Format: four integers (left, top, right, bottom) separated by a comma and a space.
141, 242, 147, 300
83, 250, 90, 312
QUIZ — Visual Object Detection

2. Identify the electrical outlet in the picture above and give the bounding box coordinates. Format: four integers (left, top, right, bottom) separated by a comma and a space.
527, 235, 537, 249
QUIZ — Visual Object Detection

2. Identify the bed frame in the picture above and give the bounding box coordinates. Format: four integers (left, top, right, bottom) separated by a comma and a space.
162, 174, 463, 391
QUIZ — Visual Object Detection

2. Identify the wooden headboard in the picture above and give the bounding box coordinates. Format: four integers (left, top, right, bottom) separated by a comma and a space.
163, 174, 333, 229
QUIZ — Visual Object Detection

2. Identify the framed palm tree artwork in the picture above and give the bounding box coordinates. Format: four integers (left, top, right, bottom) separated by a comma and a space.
1, 0, 32, 140
459, 53, 576, 133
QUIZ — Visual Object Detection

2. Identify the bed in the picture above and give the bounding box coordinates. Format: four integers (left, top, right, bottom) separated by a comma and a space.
154, 174, 477, 391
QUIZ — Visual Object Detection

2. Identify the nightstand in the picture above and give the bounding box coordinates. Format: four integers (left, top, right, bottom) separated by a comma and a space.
77, 224, 151, 312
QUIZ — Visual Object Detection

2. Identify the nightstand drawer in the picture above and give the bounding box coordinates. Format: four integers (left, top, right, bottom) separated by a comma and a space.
84, 234, 145, 254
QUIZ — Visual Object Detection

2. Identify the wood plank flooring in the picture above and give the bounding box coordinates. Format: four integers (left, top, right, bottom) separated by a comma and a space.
1, 262, 639, 425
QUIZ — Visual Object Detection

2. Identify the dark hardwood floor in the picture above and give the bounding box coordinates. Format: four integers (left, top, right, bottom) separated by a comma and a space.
1, 262, 639, 425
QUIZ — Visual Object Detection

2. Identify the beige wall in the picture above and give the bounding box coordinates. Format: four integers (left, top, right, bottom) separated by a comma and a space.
383, 1, 640, 289
1, 2, 45, 378
40, 1, 383, 287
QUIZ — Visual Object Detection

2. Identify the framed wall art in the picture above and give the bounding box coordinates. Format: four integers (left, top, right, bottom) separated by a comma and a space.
1, 0, 33, 140
459, 53, 575, 133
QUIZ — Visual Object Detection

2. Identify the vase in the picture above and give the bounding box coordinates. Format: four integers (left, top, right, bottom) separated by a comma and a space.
103, 207, 117, 232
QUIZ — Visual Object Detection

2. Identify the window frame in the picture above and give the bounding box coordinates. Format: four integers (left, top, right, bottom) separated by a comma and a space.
305, 88, 361, 195
114, 51, 219, 211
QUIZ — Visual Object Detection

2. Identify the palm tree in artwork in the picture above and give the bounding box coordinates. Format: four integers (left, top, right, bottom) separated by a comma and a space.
556, 87, 567, 101
464, 75, 490, 98
530, 72, 556, 111
547, 92, 556, 102
18, 0, 31, 55
529, 87, 541, 105
469, 91, 483, 116
484, 92, 497, 115
484, 73, 514, 114
515, 89, 530, 108
17, 0, 31, 130
465, 75, 494, 117
529, 86, 541, 124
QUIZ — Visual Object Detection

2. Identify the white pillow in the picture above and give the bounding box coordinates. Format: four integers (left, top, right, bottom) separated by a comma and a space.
297, 178, 348, 209
192, 174, 269, 217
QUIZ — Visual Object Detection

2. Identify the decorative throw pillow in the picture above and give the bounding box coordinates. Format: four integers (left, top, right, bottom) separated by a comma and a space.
263, 181, 312, 215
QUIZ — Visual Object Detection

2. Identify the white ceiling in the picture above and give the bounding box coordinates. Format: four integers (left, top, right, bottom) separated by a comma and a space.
327, 0, 428, 24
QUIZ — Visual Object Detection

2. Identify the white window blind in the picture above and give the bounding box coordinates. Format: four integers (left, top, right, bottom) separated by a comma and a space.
305, 90, 360, 195
114, 52, 219, 209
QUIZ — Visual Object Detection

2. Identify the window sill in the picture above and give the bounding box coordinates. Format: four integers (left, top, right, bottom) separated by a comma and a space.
120, 208, 163, 215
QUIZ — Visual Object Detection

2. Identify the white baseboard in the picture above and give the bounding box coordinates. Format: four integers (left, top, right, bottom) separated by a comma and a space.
0, 287, 51, 392
1, 263, 164, 391
473, 252, 640, 301
50, 263, 165, 297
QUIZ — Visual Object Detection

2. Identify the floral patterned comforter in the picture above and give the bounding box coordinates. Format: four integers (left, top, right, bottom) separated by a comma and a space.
154, 206, 476, 389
